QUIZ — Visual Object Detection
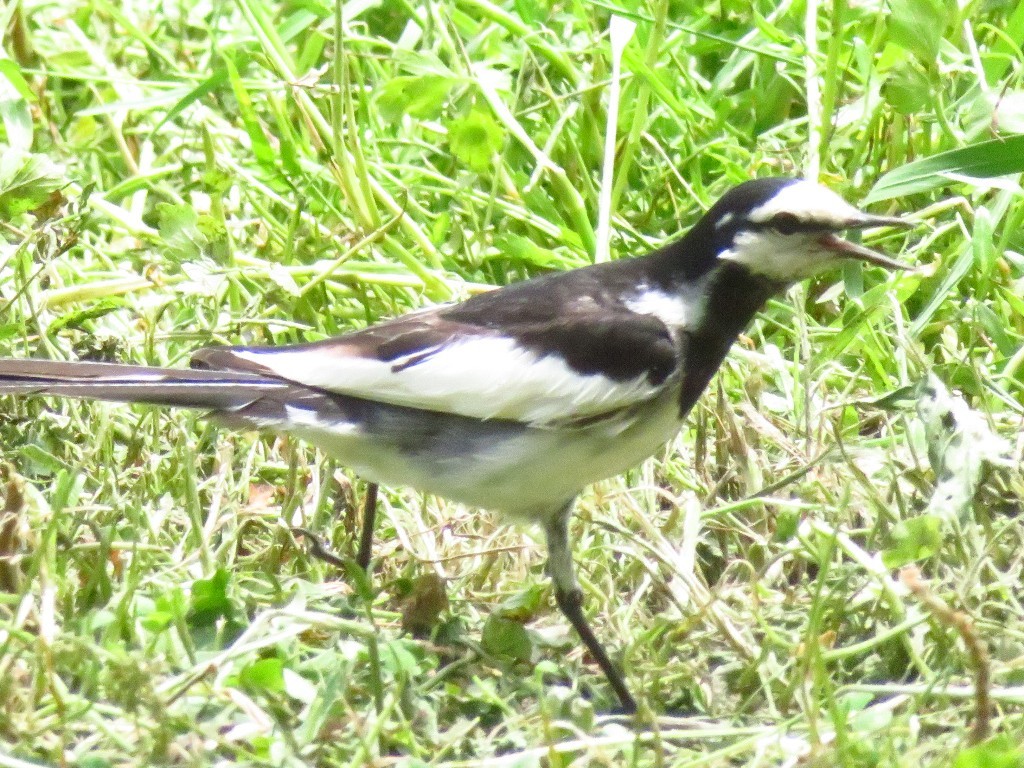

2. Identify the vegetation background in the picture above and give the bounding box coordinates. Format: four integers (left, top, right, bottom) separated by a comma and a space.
1, 0, 1023, 765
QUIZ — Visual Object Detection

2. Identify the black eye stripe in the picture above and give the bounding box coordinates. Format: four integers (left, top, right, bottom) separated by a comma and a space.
746, 218, 834, 235
772, 213, 801, 234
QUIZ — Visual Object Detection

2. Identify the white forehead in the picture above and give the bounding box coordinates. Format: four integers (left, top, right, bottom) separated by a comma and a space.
747, 180, 862, 226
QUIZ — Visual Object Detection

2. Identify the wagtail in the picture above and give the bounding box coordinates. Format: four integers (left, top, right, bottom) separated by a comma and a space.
0, 177, 911, 712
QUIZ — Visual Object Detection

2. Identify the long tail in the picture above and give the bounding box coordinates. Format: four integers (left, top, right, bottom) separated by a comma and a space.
0, 358, 292, 411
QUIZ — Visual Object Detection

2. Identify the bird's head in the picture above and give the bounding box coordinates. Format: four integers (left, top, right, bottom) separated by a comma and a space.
701, 177, 911, 283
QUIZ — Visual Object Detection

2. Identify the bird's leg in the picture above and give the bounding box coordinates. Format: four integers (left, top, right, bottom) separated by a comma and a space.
356, 482, 379, 572
293, 482, 378, 575
544, 503, 637, 713
291, 526, 347, 569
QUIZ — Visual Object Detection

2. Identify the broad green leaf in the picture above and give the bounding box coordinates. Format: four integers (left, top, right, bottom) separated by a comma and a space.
187, 569, 234, 627
982, 0, 1024, 84
381, 639, 423, 676
882, 65, 931, 115
837, 691, 875, 712
142, 591, 186, 633
773, 508, 800, 542
881, 514, 943, 568
0, 59, 36, 102
0, 150, 64, 217
513, 0, 544, 24
141, 609, 175, 633
866, 134, 1024, 202
852, 706, 893, 733
447, 107, 505, 173
887, 0, 948, 63
157, 203, 208, 262
482, 616, 533, 662
493, 584, 546, 622
953, 736, 1023, 768
240, 658, 286, 694
378, 76, 455, 122
16, 444, 67, 476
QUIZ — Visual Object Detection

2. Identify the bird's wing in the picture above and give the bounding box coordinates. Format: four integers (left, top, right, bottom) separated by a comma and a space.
191, 304, 680, 427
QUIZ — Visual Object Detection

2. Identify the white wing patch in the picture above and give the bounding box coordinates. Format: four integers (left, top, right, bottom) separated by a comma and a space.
625, 287, 704, 330
229, 336, 668, 425
747, 180, 863, 228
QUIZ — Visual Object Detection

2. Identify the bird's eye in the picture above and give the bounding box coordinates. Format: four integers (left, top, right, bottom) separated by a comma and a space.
772, 213, 802, 235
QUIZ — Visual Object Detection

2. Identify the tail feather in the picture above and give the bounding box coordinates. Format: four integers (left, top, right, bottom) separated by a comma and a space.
0, 358, 292, 411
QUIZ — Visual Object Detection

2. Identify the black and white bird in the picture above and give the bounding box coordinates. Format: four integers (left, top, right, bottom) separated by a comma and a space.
0, 177, 910, 712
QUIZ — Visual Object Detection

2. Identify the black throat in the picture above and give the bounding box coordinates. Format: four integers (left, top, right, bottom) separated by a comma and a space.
681, 263, 784, 417
645, 230, 787, 418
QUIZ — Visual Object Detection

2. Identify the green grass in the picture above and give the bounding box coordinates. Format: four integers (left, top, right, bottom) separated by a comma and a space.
1, 0, 1024, 765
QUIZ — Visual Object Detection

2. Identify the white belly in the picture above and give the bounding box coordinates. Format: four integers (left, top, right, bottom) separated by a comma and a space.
283, 386, 684, 520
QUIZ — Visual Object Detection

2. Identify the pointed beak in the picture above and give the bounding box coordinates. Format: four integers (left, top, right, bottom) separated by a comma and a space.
818, 214, 915, 271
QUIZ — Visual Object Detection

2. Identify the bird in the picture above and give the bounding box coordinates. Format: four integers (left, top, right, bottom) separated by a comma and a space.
0, 177, 911, 712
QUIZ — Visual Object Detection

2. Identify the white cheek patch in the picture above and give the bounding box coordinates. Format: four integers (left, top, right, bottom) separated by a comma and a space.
747, 180, 862, 228
230, 336, 665, 426
719, 230, 833, 281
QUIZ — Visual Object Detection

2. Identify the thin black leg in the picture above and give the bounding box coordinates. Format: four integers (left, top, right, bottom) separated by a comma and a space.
356, 482, 378, 572
544, 503, 637, 713
291, 526, 346, 569
295, 482, 379, 575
